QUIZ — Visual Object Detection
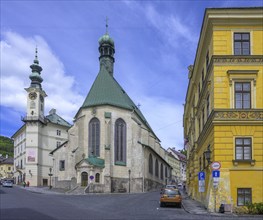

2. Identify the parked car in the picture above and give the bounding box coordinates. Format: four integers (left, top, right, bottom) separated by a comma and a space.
165, 185, 177, 189
160, 188, 182, 208
2, 180, 13, 187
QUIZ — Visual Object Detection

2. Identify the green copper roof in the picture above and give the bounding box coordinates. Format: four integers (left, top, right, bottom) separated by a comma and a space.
98, 33, 114, 46
46, 113, 71, 127
79, 65, 157, 139
85, 156, 105, 168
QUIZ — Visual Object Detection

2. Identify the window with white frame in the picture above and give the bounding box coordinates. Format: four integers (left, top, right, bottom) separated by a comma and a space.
235, 82, 251, 109
227, 70, 258, 109
235, 138, 252, 160
234, 33, 250, 55
237, 188, 251, 206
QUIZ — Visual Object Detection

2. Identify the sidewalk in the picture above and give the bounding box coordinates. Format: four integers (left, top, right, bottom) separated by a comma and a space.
181, 191, 236, 217
16, 185, 67, 194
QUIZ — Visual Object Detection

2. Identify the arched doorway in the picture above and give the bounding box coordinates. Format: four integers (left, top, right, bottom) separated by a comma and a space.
81, 172, 88, 186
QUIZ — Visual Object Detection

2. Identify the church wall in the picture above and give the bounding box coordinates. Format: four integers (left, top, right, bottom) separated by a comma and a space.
74, 112, 86, 164
52, 103, 169, 193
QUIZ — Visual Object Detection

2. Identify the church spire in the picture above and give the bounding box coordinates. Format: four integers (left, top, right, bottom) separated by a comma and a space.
98, 18, 115, 76
29, 47, 43, 89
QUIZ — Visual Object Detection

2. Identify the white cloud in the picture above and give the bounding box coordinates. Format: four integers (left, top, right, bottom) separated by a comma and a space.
144, 4, 198, 48
0, 31, 84, 124
0, 31, 184, 149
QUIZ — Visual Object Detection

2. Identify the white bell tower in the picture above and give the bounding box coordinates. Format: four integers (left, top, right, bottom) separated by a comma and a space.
25, 48, 47, 122
23, 48, 47, 186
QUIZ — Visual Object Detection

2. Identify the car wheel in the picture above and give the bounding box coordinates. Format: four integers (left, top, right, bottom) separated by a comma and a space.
178, 203, 182, 208
160, 202, 164, 207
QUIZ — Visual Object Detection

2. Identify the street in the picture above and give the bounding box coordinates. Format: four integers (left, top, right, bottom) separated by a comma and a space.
0, 186, 261, 220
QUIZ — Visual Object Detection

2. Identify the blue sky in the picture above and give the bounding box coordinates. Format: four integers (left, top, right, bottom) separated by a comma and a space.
1, 0, 262, 149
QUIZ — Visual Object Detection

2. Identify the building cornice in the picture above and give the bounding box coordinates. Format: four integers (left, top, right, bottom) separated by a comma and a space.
197, 109, 263, 146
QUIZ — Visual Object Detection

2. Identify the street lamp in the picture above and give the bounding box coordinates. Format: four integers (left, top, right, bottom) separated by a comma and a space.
204, 146, 212, 164
48, 167, 53, 189
128, 169, 131, 193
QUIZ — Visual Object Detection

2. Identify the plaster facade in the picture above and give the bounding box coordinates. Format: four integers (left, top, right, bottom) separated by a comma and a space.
183, 8, 263, 212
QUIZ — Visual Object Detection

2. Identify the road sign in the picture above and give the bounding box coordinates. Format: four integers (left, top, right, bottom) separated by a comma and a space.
212, 170, 220, 178
198, 180, 205, 192
211, 161, 221, 170
198, 171, 205, 180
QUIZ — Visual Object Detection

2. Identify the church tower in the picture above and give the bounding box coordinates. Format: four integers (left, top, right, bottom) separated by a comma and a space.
25, 48, 47, 121
23, 49, 47, 186
98, 20, 115, 76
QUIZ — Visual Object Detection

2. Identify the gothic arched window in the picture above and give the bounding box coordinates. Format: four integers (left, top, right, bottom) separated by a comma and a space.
160, 163, 164, 180
115, 118, 126, 164
149, 154, 153, 174
155, 159, 159, 177
89, 117, 100, 157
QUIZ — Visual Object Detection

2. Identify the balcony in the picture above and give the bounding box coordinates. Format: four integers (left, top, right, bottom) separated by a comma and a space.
21, 115, 47, 124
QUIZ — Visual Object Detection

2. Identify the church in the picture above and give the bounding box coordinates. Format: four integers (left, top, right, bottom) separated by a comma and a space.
13, 29, 172, 193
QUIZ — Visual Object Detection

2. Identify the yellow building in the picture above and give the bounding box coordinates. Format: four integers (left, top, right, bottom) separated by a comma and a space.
183, 7, 263, 212
0, 155, 14, 180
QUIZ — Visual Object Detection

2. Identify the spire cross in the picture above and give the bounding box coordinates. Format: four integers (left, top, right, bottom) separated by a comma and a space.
105, 16, 109, 34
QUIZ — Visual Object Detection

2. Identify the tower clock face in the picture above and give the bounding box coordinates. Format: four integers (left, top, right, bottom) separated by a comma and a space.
29, 92, 37, 100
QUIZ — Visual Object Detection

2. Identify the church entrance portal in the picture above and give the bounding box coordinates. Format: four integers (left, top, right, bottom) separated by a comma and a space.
81, 172, 88, 186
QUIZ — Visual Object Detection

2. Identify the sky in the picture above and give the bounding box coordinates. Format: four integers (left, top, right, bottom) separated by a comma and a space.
1, 0, 262, 150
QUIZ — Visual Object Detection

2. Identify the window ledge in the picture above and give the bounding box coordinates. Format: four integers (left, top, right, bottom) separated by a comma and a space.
232, 159, 255, 166
115, 161, 126, 166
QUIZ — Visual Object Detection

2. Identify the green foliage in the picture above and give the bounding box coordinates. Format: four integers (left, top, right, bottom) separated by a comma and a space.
179, 149, 187, 156
0, 136, 14, 157
246, 202, 263, 215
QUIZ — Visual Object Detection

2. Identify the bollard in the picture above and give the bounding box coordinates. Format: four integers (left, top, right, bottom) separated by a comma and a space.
219, 204, 225, 213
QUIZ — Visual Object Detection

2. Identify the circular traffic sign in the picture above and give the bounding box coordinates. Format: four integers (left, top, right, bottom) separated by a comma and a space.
211, 161, 221, 170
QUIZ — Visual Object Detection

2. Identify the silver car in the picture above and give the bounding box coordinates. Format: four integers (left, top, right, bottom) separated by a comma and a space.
2, 180, 13, 187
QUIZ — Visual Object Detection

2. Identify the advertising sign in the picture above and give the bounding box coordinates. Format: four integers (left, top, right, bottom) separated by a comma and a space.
27, 149, 36, 163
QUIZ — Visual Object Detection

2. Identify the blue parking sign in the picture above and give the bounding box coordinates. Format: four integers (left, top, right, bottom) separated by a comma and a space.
212, 170, 220, 178
198, 171, 205, 180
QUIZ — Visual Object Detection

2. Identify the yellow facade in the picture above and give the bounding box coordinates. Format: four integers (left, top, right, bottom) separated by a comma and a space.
0, 163, 14, 179
183, 8, 263, 212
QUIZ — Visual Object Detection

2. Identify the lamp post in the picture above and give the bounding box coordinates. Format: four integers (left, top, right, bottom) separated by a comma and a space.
48, 168, 53, 189
128, 169, 131, 193
204, 146, 212, 165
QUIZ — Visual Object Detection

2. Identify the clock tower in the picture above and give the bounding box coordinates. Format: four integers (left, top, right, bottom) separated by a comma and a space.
23, 48, 47, 186
25, 48, 47, 122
